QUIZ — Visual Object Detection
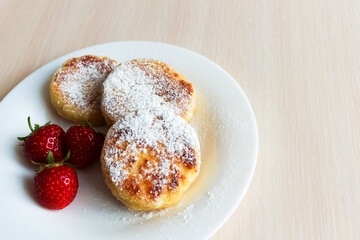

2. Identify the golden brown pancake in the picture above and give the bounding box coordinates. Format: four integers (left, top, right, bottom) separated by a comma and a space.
100, 109, 201, 211
50, 55, 117, 125
101, 59, 196, 126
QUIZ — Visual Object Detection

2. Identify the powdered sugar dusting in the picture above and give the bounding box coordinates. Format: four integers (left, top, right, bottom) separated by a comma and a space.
54, 55, 116, 110
102, 59, 194, 122
176, 204, 194, 223
103, 109, 200, 200
78, 191, 195, 227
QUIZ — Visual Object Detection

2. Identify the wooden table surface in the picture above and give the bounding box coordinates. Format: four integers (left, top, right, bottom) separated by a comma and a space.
1, 0, 359, 239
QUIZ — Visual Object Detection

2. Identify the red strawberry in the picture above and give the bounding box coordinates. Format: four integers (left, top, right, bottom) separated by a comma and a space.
18, 117, 66, 163
65, 124, 105, 169
94, 131, 105, 157
33, 152, 78, 210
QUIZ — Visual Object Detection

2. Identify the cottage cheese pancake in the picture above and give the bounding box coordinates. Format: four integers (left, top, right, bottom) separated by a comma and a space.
50, 55, 117, 125
100, 109, 201, 211
101, 59, 196, 126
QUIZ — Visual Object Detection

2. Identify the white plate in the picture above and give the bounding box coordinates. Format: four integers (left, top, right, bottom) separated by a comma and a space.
0, 41, 258, 240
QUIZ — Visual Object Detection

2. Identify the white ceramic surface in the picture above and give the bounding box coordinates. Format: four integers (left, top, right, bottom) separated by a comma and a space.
0, 41, 258, 240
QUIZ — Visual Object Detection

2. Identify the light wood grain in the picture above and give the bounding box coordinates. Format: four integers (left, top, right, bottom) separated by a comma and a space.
1, 0, 360, 239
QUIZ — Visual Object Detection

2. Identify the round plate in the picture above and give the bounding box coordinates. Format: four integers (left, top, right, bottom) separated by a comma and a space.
0, 41, 258, 240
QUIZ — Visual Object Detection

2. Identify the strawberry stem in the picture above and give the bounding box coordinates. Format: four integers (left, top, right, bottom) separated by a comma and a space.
17, 136, 27, 141
85, 121, 91, 127
27, 117, 34, 132
17, 117, 52, 141
46, 151, 55, 164
84, 121, 100, 133
33, 151, 72, 172
63, 151, 70, 162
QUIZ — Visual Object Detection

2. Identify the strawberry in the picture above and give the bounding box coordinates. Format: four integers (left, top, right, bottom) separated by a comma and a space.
33, 151, 78, 210
65, 123, 105, 169
18, 117, 67, 163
